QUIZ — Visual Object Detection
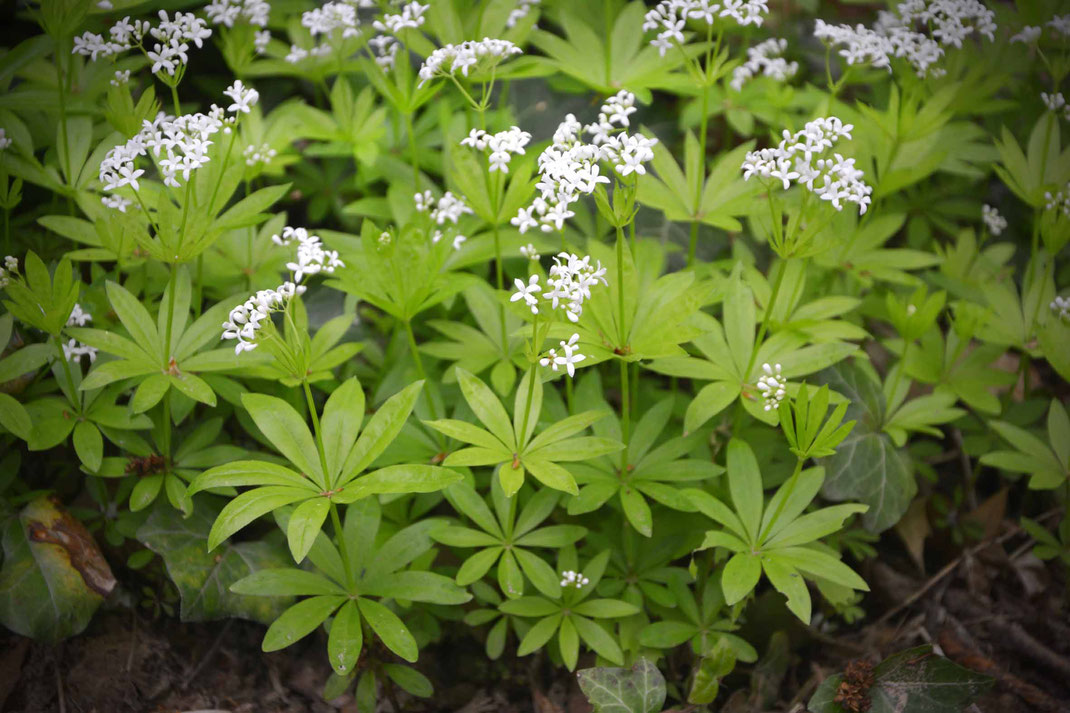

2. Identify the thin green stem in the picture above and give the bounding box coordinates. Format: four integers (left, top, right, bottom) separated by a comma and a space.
170, 82, 181, 116
616, 224, 626, 345
688, 220, 699, 267
329, 501, 355, 588
759, 456, 805, 542
52, 336, 79, 409
744, 258, 788, 380
404, 111, 420, 191
303, 380, 331, 486
55, 45, 72, 200
163, 262, 179, 360
887, 341, 910, 410
404, 319, 426, 380
619, 358, 630, 472
518, 313, 540, 445
205, 130, 238, 216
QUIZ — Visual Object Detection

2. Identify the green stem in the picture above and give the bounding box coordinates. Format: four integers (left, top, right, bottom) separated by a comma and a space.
329, 500, 355, 589
616, 224, 626, 345
758, 457, 804, 542
52, 336, 79, 409
205, 130, 238, 216
303, 380, 331, 486
404, 111, 420, 191
688, 220, 699, 267
55, 45, 72, 195
163, 263, 179, 361
887, 341, 910, 409
744, 258, 788, 380
619, 358, 630, 472
170, 82, 181, 116
404, 319, 426, 380
518, 313, 540, 444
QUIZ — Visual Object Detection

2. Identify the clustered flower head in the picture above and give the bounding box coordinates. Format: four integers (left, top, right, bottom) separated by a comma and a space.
461, 126, 532, 173
1051, 296, 1070, 322
63, 304, 98, 363
1045, 183, 1070, 218
756, 362, 785, 411
981, 204, 1006, 236
221, 282, 306, 354
1041, 92, 1070, 122
205, 0, 270, 28
98, 81, 258, 193
540, 333, 586, 377
101, 194, 131, 213
243, 143, 276, 168
731, 38, 798, 91
507, 0, 541, 28
520, 244, 540, 260
73, 11, 212, 76
559, 570, 589, 588
272, 226, 345, 282
417, 38, 523, 86
0, 128, 11, 152
512, 252, 607, 324
816, 0, 995, 78
741, 116, 872, 214
643, 0, 769, 56
415, 190, 474, 225
285, 0, 374, 64
512, 92, 657, 235
110, 70, 131, 87
0, 256, 18, 289
372, 2, 428, 33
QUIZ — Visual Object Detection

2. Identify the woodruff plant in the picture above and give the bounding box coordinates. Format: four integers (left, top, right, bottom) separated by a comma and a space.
0, 0, 1065, 709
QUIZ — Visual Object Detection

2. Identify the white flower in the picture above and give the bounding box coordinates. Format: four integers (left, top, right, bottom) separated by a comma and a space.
551, 333, 586, 377
63, 304, 97, 363
273, 226, 344, 282
0, 128, 11, 152
981, 204, 1006, 235
221, 281, 307, 355
1042, 92, 1067, 113
520, 244, 540, 260
74, 11, 210, 75
101, 194, 131, 212
731, 38, 798, 91
507, 0, 541, 28
1049, 15, 1070, 36
205, 0, 271, 28
1051, 296, 1070, 322
543, 252, 607, 323
511, 275, 541, 314
432, 192, 473, 225
462, 126, 531, 174
1045, 184, 1070, 217
559, 569, 590, 588
109, 70, 131, 87
451, 234, 467, 250
1010, 25, 1042, 43
254, 30, 271, 54
643, 0, 769, 56
741, 116, 872, 215
756, 362, 786, 411
67, 303, 93, 327
224, 80, 259, 114
0, 256, 16, 289
511, 206, 539, 233
372, 2, 429, 34
418, 37, 523, 86
243, 143, 276, 167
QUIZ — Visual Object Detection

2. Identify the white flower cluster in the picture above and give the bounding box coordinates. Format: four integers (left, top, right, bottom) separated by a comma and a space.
731, 38, 798, 91
63, 304, 98, 363
99, 81, 257, 192
110, 70, 131, 87
101, 194, 131, 212
520, 244, 540, 260
642, 0, 769, 56
205, 0, 270, 28
255, 30, 271, 54
511, 252, 607, 324
415, 190, 474, 225
372, 2, 428, 33
1051, 296, 1070, 322
741, 116, 872, 214
0, 128, 11, 152
73, 11, 212, 76
221, 282, 306, 354
286, 0, 375, 63
1045, 184, 1070, 218
981, 204, 1006, 236
460, 126, 532, 173
540, 333, 586, 378
756, 362, 785, 411
1042, 92, 1070, 122
1051, 15, 1070, 36
559, 569, 589, 588
243, 143, 276, 167
816, 0, 995, 78
417, 38, 523, 86
0, 256, 17, 289
368, 34, 399, 68
272, 226, 344, 282
512, 92, 657, 235
1010, 26, 1041, 43
507, 0, 541, 28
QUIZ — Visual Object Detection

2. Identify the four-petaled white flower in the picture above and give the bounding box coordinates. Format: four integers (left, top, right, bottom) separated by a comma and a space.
511, 275, 542, 314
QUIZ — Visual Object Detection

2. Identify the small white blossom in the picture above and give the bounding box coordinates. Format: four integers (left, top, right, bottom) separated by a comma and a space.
223, 80, 259, 114
1048, 15, 1070, 36
511, 275, 542, 314
981, 204, 1006, 235
507, 0, 541, 28
272, 226, 344, 282
0, 256, 16, 289
110, 70, 131, 87
543, 252, 607, 323
452, 234, 467, 250
1010, 25, 1042, 43
1045, 184, 1070, 217
221, 281, 307, 354
205, 0, 270, 28
243, 143, 276, 167
254, 29, 271, 54
741, 116, 872, 214
461, 126, 531, 174
550, 333, 586, 377
63, 304, 98, 363
520, 244, 540, 260
731, 38, 798, 91
559, 569, 590, 588
372, 2, 429, 34
101, 194, 131, 212
643, 0, 769, 56
0, 128, 11, 152
756, 362, 786, 411
418, 37, 523, 86
1051, 296, 1070, 322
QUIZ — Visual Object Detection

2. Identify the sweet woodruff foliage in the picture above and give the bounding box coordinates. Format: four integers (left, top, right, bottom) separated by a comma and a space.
0, 0, 1066, 706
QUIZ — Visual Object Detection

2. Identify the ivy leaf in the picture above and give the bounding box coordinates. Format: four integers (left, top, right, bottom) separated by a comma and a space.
136, 496, 292, 624
808, 645, 993, 713
576, 658, 666, 713
818, 362, 915, 532
0, 496, 116, 642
